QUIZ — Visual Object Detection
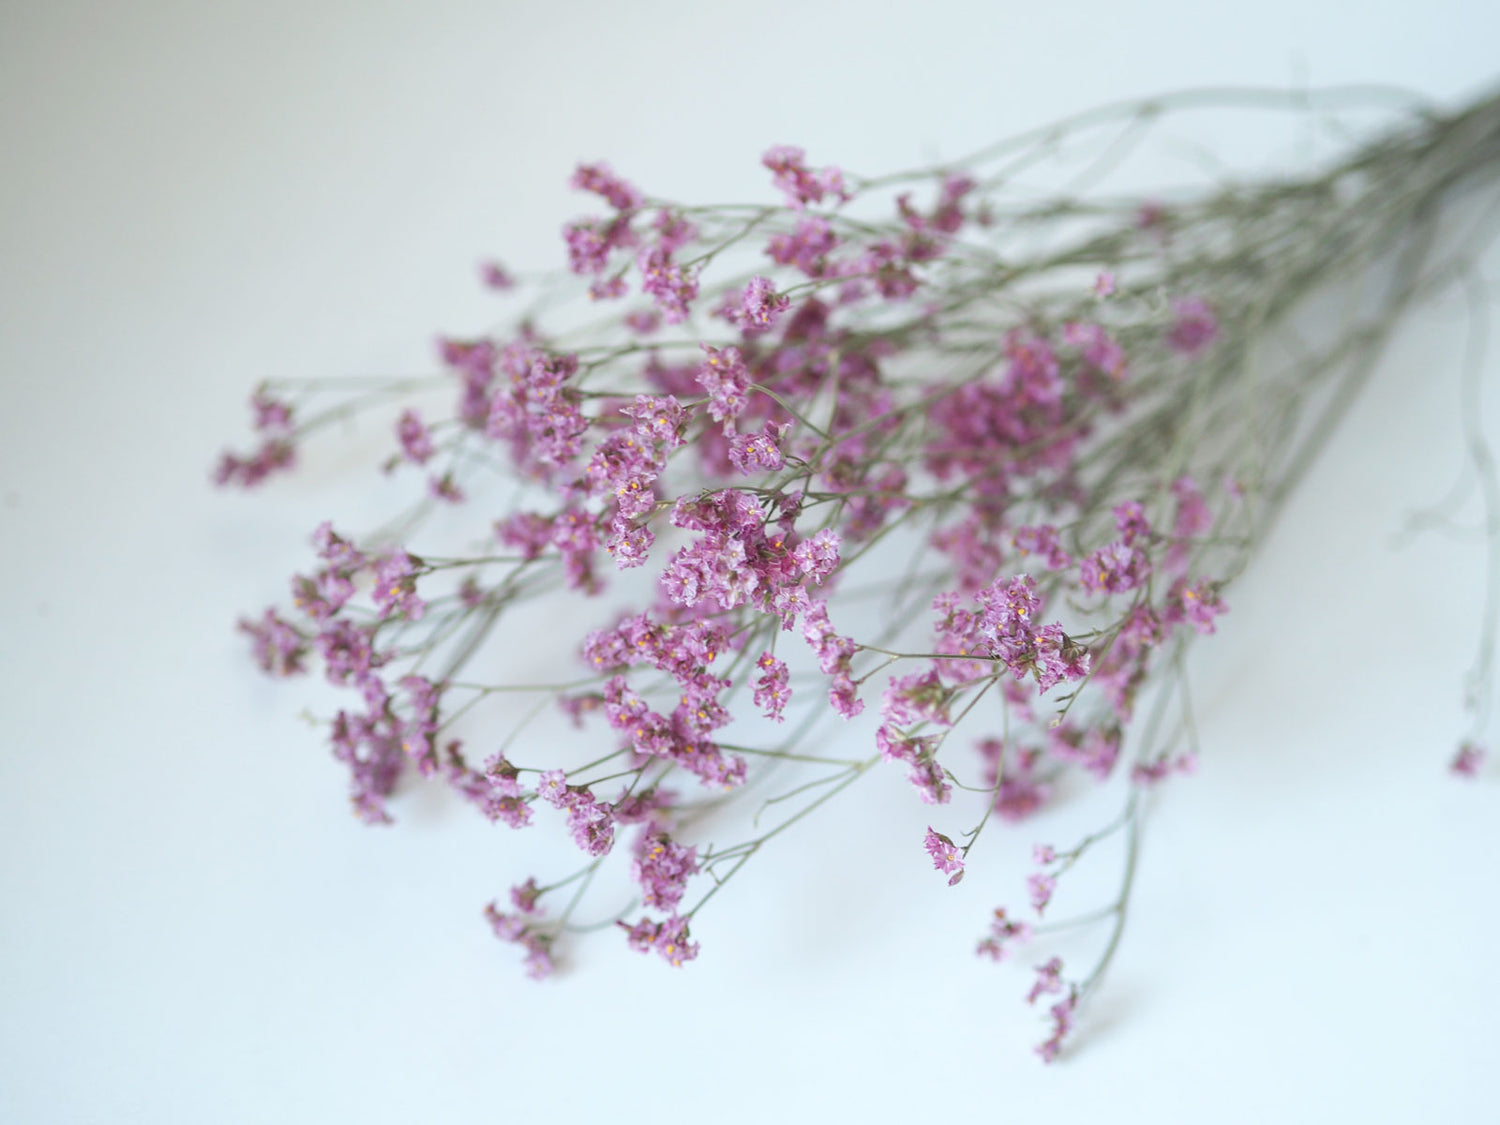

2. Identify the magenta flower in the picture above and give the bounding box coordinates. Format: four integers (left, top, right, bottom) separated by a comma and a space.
976, 908, 1033, 962
570, 161, 643, 211
731, 275, 791, 331
238, 609, 307, 677
251, 388, 293, 432
762, 145, 848, 210
767, 215, 838, 276
1450, 742, 1487, 778
631, 830, 700, 912
372, 550, 426, 620
728, 421, 788, 475
1027, 872, 1057, 915
1027, 956, 1066, 1005
753, 653, 791, 722
396, 409, 435, 465
1081, 541, 1149, 595
923, 827, 965, 885
480, 260, 515, 290
1167, 296, 1218, 356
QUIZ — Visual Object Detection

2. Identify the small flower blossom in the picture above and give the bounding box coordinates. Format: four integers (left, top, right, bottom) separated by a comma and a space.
1451, 742, 1487, 778
730, 275, 791, 330
976, 908, 1033, 962
619, 915, 700, 967
213, 438, 296, 488
1081, 540, 1150, 595
728, 421, 788, 475
638, 247, 699, 324
762, 145, 848, 210
1168, 296, 1218, 356
1027, 872, 1056, 915
1167, 578, 1227, 634
923, 827, 965, 885
480, 260, 515, 290
767, 215, 838, 275
510, 877, 542, 915
1094, 271, 1116, 297
372, 550, 426, 620
536, 769, 570, 808
631, 829, 700, 912
483, 902, 554, 980
570, 161, 642, 211
1037, 990, 1079, 1064
1027, 956, 1066, 1005
396, 409, 435, 464
251, 387, 293, 432
238, 609, 307, 676
695, 344, 751, 424
753, 652, 791, 721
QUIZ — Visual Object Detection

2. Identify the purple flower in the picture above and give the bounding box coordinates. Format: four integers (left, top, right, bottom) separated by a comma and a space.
762, 145, 849, 210
566, 794, 616, 857
753, 653, 791, 722
638, 247, 699, 325
372, 550, 426, 620
619, 915, 700, 967
396, 409, 435, 464
624, 308, 661, 334
695, 345, 751, 424
213, 437, 296, 488
1167, 578, 1226, 635
1026, 872, 1056, 915
1081, 540, 1149, 595
563, 216, 634, 276
495, 511, 554, 560
1094, 271, 1115, 297
653, 915, 699, 967
536, 769, 570, 809
728, 421, 788, 475
238, 609, 307, 676
923, 827, 965, 885
631, 829, 700, 912
1451, 742, 1487, 778
571, 161, 643, 211
1027, 956, 1066, 1005
976, 907, 1033, 962
767, 216, 838, 276
315, 619, 384, 687
483, 902, 554, 980
731, 275, 791, 331
480, 260, 515, 290
1037, 991, 1078, 1064
312, 521, 364, 571
1168, 296, 1218, 356
1011, 524, 1072, 571
251, 388, 293, 432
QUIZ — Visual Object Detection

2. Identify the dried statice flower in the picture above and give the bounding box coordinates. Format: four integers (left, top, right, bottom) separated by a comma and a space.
220, 85, 1500, 1063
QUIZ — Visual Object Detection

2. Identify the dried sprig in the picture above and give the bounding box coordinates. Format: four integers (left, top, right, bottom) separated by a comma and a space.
220, 84, 1500, 1060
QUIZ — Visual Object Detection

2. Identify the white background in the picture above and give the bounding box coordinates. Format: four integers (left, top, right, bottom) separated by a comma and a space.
3, 2, 1498, 1121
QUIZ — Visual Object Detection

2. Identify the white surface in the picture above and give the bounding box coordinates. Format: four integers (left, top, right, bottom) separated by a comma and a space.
2, 2, 1498, 1122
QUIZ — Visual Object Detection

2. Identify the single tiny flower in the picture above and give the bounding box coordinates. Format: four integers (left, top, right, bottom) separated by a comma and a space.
923, 827, 965, 885
1451, 742, 1487, 778
1027, 872, 1056, 915
481, 260, 516, 290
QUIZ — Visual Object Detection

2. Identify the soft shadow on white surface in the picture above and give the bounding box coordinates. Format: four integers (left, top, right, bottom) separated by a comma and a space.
2, 3, 1497, 1122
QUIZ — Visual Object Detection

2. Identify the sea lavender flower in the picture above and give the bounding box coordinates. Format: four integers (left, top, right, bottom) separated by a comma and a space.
1451, 742, 1487, 777
923, 828, 965, 885
221, 92, 1500, 1063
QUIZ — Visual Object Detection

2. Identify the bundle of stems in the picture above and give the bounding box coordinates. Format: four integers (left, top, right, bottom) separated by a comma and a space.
221, 84, 1500, 1060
